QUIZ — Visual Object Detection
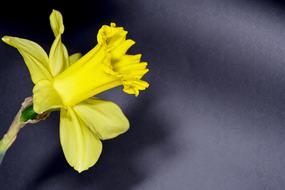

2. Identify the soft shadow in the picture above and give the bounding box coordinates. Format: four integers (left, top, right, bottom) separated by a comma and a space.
25, 94, 176, 190
136, 4, 285, 128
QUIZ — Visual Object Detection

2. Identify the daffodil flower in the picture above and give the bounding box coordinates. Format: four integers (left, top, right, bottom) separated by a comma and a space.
0, 10, 149, 172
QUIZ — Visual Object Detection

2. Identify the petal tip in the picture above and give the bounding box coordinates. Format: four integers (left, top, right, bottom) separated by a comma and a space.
75, 167, 84, 173
50, 9, 64, 37
51, 9, 61, 15
2, 36, 9, 43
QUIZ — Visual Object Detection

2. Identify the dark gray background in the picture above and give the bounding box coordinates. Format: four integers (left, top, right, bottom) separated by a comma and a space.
0, 0, 285, 189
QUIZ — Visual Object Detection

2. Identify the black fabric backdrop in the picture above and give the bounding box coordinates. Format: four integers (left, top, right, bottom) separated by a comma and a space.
1, 0, 285, 189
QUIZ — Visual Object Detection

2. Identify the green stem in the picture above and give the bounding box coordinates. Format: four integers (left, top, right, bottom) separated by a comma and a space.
0, 97, 42, 164
0, 107, 25, 164
20, 104, 38, 122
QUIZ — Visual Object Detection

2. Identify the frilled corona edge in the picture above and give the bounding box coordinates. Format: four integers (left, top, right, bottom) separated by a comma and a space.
98, 23, 149, 96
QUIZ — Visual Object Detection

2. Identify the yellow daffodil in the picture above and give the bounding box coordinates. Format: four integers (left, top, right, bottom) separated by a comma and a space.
1, 10, 149, 172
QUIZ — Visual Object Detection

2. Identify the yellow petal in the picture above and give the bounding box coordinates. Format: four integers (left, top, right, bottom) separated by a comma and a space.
60, 107, 102, 172
48, 9, 69, 76
69, 53, 82, 64
49, 36, 69, 76
50, 9, 64, 37
2, 36, 52, 84
73, 98, 129, 140
33, 80, 63, 113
